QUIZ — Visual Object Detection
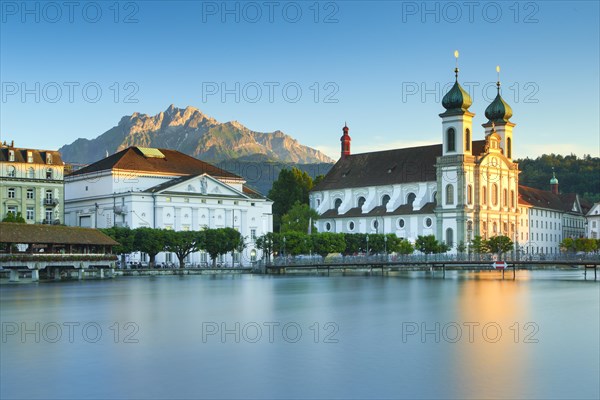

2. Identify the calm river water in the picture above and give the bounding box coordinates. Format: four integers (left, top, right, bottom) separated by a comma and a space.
1, 271, 599, 399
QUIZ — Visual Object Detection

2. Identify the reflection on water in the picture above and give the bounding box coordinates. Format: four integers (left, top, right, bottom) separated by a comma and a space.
1, 271, 598, 400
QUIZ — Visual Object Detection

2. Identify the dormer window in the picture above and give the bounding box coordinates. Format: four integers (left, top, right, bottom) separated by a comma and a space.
27, 151, 33, 163
8, 150, 14, 162
7, 166, 16, 177
47, 154, 53, 164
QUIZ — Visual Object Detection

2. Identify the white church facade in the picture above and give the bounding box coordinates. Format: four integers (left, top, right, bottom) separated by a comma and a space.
64, 147, 273, 265
310, 65, 586, 255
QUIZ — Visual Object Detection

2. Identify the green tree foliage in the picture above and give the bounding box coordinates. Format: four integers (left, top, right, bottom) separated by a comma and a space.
485, 235, 514, 256
133, 227, 165, 267
574, 238, 598, 253
313, 174, 325, 187
2, 212, 25, 223
203, 228, 242, 267
100, 226, 135, 255
255, 232, 276, 262
415, 235, 441, 255
311, 232, 346, 257
268, 168, 314, 232
280, 201, 319, 234
342, 233, 365, 255
470, 235, 488, 254
280, 231, 311, 256
517, 154, 600, 203
164, 230, 205, 268
560, 237, 576, 253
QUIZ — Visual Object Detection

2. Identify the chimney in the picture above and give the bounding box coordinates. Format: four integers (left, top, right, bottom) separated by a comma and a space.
340, 123, 351, 159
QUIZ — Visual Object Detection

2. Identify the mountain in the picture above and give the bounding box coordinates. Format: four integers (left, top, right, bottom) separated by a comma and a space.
59, 105, 334, 165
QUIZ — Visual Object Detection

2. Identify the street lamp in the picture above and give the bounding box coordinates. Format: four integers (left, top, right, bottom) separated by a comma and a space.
384, 235, 388, 259
366, 234, 369, 257
283, 236, 286, 259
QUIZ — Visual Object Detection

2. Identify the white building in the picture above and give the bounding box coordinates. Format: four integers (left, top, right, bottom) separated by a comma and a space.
310, 64, 586, 255
585, 203, 600, 239
64, 146, 273, 265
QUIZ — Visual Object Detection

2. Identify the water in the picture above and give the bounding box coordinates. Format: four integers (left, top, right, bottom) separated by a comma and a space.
1, 271, 599, 399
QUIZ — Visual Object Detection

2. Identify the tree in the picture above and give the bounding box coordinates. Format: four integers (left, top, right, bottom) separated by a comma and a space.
560, 238, 576, 253
280, 201, 319, 234
313, 174, 325, 188
485, 235, 514, 258
415, 235, 439, 256
279, 231, 311, 256
100, 226, 135, 268
133, 227, 165, 267
268, 168, 314, 232
202, 228, 242, 267
2, 212, 25, 223
256, 232, 277, 262
342, 233, 365, 255
311, 233, 345, 257
470, 235, 488, 255
164, 230, 205, 268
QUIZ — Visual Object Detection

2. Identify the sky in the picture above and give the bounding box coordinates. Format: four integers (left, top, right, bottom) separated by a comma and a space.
1, 0, 599, 161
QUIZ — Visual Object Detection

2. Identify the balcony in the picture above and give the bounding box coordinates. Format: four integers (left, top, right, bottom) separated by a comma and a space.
114, 205, 128, 214
44, 198, 59, 206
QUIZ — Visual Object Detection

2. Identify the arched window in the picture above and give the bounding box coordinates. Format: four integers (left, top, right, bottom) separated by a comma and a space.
446, 228, 454, 247
334, 198, 342, 211
493, 222, 498, 233
6, 166, 15, 177
482, 186, 487, 205
503, 189, 508, 207
372, 219, 379, 231
27, 167, 34, 179
465, 129, 471, 151
407, 193, 416, 206
381, 195, 390, 207
507, 137, 512, 158
467, 185, 473, 205
445, 184, 454, 205
432, 191, 437, 204
492, 184, 498, 206
510, 190, 515, 208
357, 196, 366, 208
447, 128, 456, 152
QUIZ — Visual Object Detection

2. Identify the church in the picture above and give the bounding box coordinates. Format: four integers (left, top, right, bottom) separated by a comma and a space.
310, 63, 586, 255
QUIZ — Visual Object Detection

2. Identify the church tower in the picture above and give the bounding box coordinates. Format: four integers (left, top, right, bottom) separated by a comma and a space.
483, 66, 515, 160
340, 123, 351, 159
436, 51, 475, 250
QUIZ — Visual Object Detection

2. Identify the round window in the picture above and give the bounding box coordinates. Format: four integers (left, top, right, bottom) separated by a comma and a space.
325, 222, 332, 231
425, 218, 432, 228
348, 221, 355, 231
398, 218, 405, 228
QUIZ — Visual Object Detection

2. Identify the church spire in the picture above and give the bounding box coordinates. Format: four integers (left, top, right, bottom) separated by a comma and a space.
340, 122, 351, 159
550, 168, 559, 194
442, 50, 473, 112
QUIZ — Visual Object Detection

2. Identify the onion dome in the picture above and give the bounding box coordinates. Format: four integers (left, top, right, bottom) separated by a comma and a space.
485, 82, 513, 123
442, 68, 473, 112
550, 171, 559, 185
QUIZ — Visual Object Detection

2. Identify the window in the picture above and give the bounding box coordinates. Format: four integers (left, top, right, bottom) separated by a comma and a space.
493, 222, 498, 233
27, 168, 34, 179
467, 185, 473, 205
372, 219, 379, 231
445, 184, 454, 205
503, 189, 508, 207
425, 218, 432, 228
7, 188, 15, 198
325, 222, 332, 231
316, 199, 321, 207
398, 218, 405, 229
357, 197, 366, 208
27, 151, 33, 163
507, 137, 512, 158
47, 153, 53, 164
465, 129, 471, 151
482, 186, 487, 205
251, 229, 256, 240
348, 221, 355, 231
407, 193, 416, 206
45, 190, 53, 201
334, 198, 342, 210
8, 150, 14, 161
7, 166, 15, 177
446, 228, 454, 247
45, 208, 53, 222
381, 195, 390, 207
510, 190, 515, 208
503, 222, 508, 233
26, 189, 34, 199
446, 128, 456, 152
46, 168, 53, 179
7, 206, 17, 216
492, 184, 498, 206
26, 207, 34, 220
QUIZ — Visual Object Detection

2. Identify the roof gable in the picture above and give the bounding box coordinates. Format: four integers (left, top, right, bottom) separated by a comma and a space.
148, 174, 245, 198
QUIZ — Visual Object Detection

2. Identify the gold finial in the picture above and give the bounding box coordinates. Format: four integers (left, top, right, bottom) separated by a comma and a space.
496, 65, 501, 93
454, 50, 459, 80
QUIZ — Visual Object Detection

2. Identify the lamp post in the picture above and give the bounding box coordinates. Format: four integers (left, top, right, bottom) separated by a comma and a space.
384, 235, 388, 261
366, 234, 369, 258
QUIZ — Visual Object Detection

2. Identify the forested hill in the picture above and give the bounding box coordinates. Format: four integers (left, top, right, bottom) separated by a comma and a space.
517, 154, 600, 203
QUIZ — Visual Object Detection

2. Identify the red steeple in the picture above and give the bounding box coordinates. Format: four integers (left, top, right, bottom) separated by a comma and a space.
340, 122, 351, 159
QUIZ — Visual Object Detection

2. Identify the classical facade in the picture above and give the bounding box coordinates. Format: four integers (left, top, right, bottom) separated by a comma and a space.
0, 141, 64, 224
310, 65, 586, 255
64, 147, 273, 265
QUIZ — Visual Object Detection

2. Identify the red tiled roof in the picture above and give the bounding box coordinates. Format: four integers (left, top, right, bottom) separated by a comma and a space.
518, 185, 582, 213
67, 147, 241, 179
0, 147, 63, 165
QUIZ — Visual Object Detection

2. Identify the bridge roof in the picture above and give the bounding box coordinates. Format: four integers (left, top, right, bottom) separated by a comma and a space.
0, 223, 119, 246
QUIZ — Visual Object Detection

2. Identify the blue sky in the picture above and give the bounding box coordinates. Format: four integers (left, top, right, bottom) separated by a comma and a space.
1, 1, 599, 161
